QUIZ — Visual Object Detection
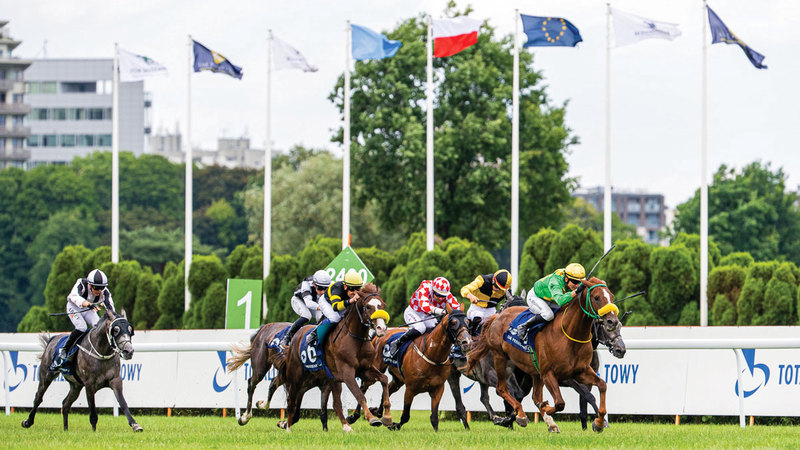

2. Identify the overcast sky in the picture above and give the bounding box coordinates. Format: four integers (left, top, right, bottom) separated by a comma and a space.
6, 0, 799, 209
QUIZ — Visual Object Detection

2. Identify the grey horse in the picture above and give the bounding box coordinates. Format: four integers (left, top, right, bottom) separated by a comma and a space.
21, 309, 141, 432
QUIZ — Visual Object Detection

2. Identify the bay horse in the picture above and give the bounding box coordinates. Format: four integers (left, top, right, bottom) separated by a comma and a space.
270, 283, 392, 432
21, 309, 141, 432
466, 277, 624, 433
369, 304, 471, 431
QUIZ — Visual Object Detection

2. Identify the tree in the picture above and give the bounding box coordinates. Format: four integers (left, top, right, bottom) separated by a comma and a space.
134, 270, 162, 330
17, 306, 52, 332
597, 239, 651, 301
708, 265, 747, 325
120, 227, 184, 274
519, 228, 557, 291
648, 245, 697, 325
154, 261, 184, 329
329, 9, 575, 250
736, 262, 777, 326
672, 162, 800, 264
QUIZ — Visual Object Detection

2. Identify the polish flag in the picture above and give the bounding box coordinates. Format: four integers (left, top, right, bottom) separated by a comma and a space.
433, 17, 481, 58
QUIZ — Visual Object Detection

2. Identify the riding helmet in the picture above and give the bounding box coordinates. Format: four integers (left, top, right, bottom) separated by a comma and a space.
431, 277, 451, 296
492, 269, 512, 290
565, 263, 586, 281
87, 269, 108, 287
312, 270, 332, 289
343, 269, 364, 289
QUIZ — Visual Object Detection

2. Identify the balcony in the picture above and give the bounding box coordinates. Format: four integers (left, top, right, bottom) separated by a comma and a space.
0, 125, 30, 137
0, 147, 30, 161
0, 79, 18, 91
0, 103, 31, 114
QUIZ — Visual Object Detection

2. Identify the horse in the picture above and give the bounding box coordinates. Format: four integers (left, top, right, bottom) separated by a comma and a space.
270, 283, 392, 432
449, 289, 627, 430
368, 304, 472, 431
21, 309, 141, 432
466, 277, 624, 433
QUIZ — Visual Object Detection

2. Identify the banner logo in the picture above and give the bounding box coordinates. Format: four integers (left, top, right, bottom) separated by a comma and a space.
212, 351, 232, 393
6, 351, 27, 392
734, 349, 770, 398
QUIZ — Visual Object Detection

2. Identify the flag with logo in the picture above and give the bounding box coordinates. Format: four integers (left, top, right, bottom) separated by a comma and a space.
192, 40, 244, 79
521, 15, 582, 47
706, 6, 766, 69
272, 36, 317, 72
611, 7, 681, 47
432, 16, 481, 57
118, 48, 167, 82
351, 24, 402, 61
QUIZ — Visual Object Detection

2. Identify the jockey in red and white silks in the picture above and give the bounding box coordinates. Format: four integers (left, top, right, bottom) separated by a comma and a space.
387, 277, 459, 357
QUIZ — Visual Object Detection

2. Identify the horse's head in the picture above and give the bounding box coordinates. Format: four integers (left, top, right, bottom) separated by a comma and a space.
356, 283, 389, 338
105, 309, 135, 360
499, 289, 527, 312
579, 279, 626, 358
444, 304, 471, 350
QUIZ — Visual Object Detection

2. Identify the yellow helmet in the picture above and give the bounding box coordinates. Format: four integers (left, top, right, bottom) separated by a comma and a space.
565, 263, 586, 281
343, 269, 364, 288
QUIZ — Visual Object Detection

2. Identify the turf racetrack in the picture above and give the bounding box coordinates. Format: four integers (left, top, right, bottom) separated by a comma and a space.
3, 410, 799, 448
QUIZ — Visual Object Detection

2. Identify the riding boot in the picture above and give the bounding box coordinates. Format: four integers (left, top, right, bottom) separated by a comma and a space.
388, 328, 422, 357
307, 318, 332, 347
52, 329, 82, 370
515, 314, 548, 343
281, 317, 308, 347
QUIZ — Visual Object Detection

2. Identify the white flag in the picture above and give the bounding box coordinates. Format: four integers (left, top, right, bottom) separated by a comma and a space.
611, 7, 681, 47
272, 36, 318, 72
118, 47, 167, 82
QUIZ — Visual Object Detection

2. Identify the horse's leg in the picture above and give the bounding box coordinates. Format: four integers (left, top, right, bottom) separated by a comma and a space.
85, 387, 99, 431
61, 381, 83, 431
394, 387, 415, 431
109, 377, 142, 431
21, 367, 57, 428
492, 351, 527, 427
261, 371, 283, 409
330, 382, 352, 433
531, 374, 558, 433
340, 367, 381, 427
447, 367, 470, 430
319, 383, 332, 432
539, 372, 567, 433
358, 367, 392, 426
240, 358, 266, 425
428, 384, 446, 432
575, 367, 608, 432
345, 378, 372, 424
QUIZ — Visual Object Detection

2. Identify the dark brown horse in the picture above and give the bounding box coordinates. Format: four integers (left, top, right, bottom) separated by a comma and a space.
466, 277, 624, 433
369, 305, 471, 431
21, 309, 141, 432
270, 283, 392, 432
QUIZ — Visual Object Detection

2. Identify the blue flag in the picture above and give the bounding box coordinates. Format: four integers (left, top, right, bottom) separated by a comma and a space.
521, 15, 582, 47
707, 7, 766, 69
351, 24, 401, 60
192, 40, 243, 79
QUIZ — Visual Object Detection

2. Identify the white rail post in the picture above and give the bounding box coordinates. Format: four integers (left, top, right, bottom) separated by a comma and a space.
3, 351, 9, 415
733, 348, 745, 429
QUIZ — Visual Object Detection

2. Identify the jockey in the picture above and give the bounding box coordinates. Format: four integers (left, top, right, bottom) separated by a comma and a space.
387, 277, 460, 357
307, 269, 363, 346
52, 269, 116, 369
280, 269, 332, 347
516, 263, 585, 342
461, 269, 512, 336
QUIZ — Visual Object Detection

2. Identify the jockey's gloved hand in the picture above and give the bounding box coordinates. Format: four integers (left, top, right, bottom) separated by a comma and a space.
575, 284, 586, 295
431, 307, 445, 316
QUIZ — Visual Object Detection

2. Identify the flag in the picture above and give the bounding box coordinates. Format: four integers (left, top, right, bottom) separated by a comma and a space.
520, 15, 582, 47
611, 7, 681, 47
707, 6, 766, 69
351, 24, 401, 60
272, 36, 317, 72
192, 40, 243, 79
118, 48, 167, 82
433, 16, 481, 58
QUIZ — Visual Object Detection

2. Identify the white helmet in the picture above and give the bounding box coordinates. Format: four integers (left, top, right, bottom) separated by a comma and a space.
312, 270, 332, 289
86, 269, 108, 288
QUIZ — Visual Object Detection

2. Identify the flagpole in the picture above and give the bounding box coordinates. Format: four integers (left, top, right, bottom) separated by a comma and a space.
511, 10, 519, 294
604, 3, 613, 252
426, 18, 434, 251
185, 35, 193, 311
343, 21, 351, 249
112, 43, 120, 263
264, 31, 273, 319
700, 1, 709, 326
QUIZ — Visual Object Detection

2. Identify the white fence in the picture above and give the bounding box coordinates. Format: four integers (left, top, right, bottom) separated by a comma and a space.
3, 326, 800, 429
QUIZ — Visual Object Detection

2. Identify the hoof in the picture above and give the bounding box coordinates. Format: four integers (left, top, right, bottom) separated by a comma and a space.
387, 422, 402, 431
382, 416, 393, 427
238, 413, 251, 426
132, 423, 143, 432
368, 406, 380, 416
548, 424, 561, 433
516, 415, 529, 427
493, 416, 514, 429
346, 413, 360, 424
277, 420, 287, 430
592, 419, 605, 433
369, 417, 382, 427
21, 419, 32, 428
256, 400, 267, 410
342, 423, 353, 433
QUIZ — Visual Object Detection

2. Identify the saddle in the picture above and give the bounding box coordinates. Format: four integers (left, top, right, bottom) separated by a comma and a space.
381, 332, 415, 369
266, 325, 291, 350
504, 310, 548, 352
48, 333, 86, 375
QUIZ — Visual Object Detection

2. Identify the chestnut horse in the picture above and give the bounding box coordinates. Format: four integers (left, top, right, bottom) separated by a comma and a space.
466, 277, 623, 433
369, 305, 471, 431
270, 283, 392, 432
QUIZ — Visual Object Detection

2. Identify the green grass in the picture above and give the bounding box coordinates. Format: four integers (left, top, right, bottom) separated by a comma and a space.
3, 410, 799, 448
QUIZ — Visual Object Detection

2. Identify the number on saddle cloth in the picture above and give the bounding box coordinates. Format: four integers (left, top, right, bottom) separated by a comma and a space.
298, 328, 333, 378
381, 333, 414, 369
504, 310, 549, 352
267, 325, 291, 350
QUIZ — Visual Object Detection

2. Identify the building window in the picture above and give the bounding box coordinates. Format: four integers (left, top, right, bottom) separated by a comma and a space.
12, 138, 23, 148
42, 134, 58, 147
60, 135, 76, 147
61, 82, 96, 93
645, 214, 661, 228
96, 80, 112, 95
12, 94, 23, 103
41, 82, 57, 93
26, 82, 39, 93
87, 108, 104, 120
78, 134, 94, 146
627, 201, 641, 213
12, 116, 23, 125
28, 135, 39, 147
12, 70, 23, 81
52, 108, 67, 120
32, 108, 49, 120
97, 134, 112, 146
67, 108, 85, 120
0, 69, 5, 80
0, 116, 4, 125
105, 108, 112, 119
627, 215, 639, 226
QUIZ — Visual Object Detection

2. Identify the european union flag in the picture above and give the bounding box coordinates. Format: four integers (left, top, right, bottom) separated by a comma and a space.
707, 7, 766, 69
521, 15, 582, 47
192, 40, 243, 79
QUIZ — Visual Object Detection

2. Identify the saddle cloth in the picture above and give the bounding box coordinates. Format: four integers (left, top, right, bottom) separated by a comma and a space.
503, 309, 550, 352
381, 332, 415, 369
49, 335, 80, 375
266, 325, 291, 350
298, 329, 333, 378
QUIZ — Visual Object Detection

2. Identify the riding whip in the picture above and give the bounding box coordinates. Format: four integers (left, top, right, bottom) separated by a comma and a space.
613, 291, 646, 305
586, 244, 616, 279
49, 302, 102, 316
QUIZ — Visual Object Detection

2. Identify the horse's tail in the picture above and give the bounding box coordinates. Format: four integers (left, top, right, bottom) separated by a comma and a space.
37, 333, 53, 362
226, 340, 253, 372
464, 314, 498, 373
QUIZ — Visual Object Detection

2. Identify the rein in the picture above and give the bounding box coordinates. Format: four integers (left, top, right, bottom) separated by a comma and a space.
412, 311, 467, 367
336, 292, 382, 343
77, 317, 128, 360
560, 283, 611, 344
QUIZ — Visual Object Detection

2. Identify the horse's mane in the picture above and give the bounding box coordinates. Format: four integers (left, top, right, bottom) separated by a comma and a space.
358, 282, 380, 296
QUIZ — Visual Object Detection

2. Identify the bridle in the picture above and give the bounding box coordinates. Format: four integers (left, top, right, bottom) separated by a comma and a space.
340, 291, 388, 342
77, 317, 133, 360
561, 282, 619, 344
412, 309, 468, 366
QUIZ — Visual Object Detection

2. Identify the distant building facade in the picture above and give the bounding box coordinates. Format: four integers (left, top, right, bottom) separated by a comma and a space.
573, 186, 667, 245
0, 20, 32, 168
25, 58, 150, 166
147, 133, 269, 169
